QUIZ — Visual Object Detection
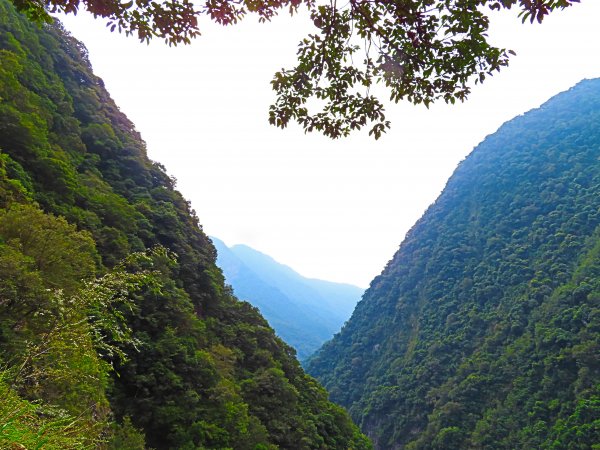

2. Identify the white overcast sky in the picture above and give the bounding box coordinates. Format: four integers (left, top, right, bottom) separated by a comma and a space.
58, 2, 600, 288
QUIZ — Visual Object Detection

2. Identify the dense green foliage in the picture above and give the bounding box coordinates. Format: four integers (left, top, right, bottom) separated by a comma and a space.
308, 79, 600, 449
0, 3, 371, 448
0, 203, 160, 448
9, 0, 580, 139
213, 237, 362, 361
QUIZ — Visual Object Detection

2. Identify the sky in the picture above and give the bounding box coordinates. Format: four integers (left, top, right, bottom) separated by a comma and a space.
58, 2, 600, 288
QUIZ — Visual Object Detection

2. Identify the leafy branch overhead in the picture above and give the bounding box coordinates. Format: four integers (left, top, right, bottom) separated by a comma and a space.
14, 0, 579, 138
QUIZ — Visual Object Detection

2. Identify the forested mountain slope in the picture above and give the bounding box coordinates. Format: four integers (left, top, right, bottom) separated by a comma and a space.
212, 237, 363, 360
0, 3, 371, 448
308, 80, 600, 449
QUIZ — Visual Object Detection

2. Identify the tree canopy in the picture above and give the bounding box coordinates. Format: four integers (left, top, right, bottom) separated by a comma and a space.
12, 0, 579, 138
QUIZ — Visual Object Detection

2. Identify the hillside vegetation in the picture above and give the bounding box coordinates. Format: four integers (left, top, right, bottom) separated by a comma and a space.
213, 237, 363, 360
0, 3, 371, 448
308, 80, 600, 449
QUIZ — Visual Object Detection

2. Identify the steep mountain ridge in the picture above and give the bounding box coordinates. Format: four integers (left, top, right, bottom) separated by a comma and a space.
0, 3, 371, 448
212, 237, 363, 359
308, 79, 600, 449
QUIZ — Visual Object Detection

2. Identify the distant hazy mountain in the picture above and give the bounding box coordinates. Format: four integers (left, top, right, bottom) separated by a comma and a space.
211, 237, 363, 360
